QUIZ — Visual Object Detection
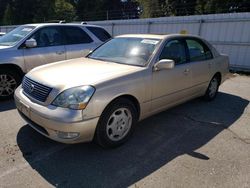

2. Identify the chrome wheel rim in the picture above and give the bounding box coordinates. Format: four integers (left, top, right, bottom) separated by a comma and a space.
106, 107, 132, 141
208, 78, 218, 98
0, 74, 17, 97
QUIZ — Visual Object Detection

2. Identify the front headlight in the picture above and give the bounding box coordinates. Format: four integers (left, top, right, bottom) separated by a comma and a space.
52, 86, 95, 110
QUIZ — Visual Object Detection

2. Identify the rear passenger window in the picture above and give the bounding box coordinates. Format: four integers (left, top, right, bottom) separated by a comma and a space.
31, 27, 63, 47
86, 27, 111, 42
186, 39, 213, 62
64, 27, 93, 45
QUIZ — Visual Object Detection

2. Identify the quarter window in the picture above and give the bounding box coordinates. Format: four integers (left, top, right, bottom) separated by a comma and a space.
64, 27, 93, 45
86, 26, 111, 42
186, 39, 213, 62
31, 27, 63, 47
159, 39, 187, 65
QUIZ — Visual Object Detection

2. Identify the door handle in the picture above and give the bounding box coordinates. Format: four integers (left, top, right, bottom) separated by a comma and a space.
183, 68, 190, 74
56, 51, 65, 55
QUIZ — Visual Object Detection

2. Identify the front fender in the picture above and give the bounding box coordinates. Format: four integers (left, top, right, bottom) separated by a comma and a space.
82, 69, 150, 120
0, 48, 25, 72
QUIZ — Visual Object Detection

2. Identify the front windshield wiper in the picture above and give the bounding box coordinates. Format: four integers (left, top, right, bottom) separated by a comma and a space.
88, 56, 108, 62
0, 44, 11, 46
88, 56, 145, 67
88, 56, 121, 64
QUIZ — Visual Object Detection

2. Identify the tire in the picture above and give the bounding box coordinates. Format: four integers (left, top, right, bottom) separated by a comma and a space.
203, 75, 220, 101
95, 98, 138, 148
0, 69, 22, 100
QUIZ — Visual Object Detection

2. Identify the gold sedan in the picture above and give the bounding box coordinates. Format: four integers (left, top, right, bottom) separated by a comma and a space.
14, 34, 229, 148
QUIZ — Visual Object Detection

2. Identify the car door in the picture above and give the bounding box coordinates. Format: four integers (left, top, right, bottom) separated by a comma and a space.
63, 26, 97, 59
151, 39, 192, 112
185, 38, 214, 94
23, 26, 66, 72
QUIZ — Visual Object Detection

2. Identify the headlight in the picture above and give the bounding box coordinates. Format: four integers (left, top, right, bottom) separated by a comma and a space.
52, 86, 95, 110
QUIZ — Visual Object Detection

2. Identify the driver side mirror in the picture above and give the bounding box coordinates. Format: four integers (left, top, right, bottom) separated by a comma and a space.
25, 38, 37, 48
83, 49, 93, 57
154, 59, 175, 71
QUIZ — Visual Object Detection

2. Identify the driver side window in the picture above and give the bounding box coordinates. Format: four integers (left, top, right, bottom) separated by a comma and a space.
159, 39, 187, 65
30, 27, 63, 48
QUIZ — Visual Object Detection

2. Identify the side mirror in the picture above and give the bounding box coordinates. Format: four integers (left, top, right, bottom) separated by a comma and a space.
83, 49, 93, 57
25, 38, 37, 48
154, 59, 175, 71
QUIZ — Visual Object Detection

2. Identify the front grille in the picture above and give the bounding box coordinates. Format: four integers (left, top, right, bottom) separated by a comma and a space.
22, 76, 52, 102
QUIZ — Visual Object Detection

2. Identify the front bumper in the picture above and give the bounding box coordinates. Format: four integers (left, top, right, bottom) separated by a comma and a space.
14, 86, 99, 144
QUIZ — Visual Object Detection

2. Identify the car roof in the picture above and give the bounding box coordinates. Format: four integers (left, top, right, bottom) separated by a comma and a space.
22, 23, 105, 28
117, 34, 167, 39
116, 33, 203, 40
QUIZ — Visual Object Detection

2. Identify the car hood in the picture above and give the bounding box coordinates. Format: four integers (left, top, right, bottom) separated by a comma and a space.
27, 57, 143, 90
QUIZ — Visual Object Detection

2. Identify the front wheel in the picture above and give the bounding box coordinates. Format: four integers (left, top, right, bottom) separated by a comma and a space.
0, 69, 21, 100
203, 76, 220, 101
95, 98, 138, 148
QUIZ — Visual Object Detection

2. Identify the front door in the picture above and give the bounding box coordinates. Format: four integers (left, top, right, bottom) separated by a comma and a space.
151, 39, 192, 112
23, 26, 66, 72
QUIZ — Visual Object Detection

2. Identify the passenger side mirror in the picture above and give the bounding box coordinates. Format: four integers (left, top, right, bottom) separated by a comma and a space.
25, 38, 37, 48
154, 59, 175, 71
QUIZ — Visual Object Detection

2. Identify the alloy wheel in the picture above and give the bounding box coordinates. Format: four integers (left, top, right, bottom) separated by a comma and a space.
0, 74, 17, 97
208, 77, 218, 98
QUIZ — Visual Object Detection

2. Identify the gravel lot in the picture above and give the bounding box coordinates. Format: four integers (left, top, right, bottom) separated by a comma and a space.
0, 74, 249, 188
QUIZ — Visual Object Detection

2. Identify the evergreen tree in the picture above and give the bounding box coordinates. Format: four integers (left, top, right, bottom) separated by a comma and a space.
195, 0, 206, 14
0, 0, 11, 25
54, 0, 76, 21
0, 0, 249, 24
2, 4, 12, 25
11, 0, 37, 24
138, 0, 164, 18
33, 0, 56, 22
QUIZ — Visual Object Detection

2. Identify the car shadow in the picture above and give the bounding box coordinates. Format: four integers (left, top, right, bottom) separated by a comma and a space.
16, 92, 249, 187
0, 99, 16, 112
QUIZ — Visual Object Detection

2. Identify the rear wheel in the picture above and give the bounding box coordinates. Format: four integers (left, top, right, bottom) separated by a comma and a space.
0, 69, 21, 100
204, 76, 220, 101
95, 98, 138, 148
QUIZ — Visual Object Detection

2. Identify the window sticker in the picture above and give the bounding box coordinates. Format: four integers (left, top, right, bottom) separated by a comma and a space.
22, 28, 33, 32
141, 39, 159, 45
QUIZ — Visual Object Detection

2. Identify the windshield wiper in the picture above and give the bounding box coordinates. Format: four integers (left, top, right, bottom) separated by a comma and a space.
0, 44, 10, 46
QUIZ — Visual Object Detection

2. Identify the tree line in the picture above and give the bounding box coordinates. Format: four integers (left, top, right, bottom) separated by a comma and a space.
0, 0, 249, 25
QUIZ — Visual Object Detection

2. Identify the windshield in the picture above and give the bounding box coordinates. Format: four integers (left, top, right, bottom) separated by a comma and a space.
88, 37, 161, 66
0, 26, 35, 46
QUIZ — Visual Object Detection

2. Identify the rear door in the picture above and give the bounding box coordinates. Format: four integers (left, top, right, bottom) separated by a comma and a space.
151, 39, 192, 111
185, 38, 214, 94
63, 26, 97, 59
23, 26, 66, 72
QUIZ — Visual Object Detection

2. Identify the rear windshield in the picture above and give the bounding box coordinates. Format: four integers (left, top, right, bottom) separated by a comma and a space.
86, 26, 111, 42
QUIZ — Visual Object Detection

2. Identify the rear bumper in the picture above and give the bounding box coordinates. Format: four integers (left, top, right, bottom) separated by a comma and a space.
14, 86, 99, 144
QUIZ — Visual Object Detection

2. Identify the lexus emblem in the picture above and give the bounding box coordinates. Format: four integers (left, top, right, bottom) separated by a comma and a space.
29, 84, 35, 93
